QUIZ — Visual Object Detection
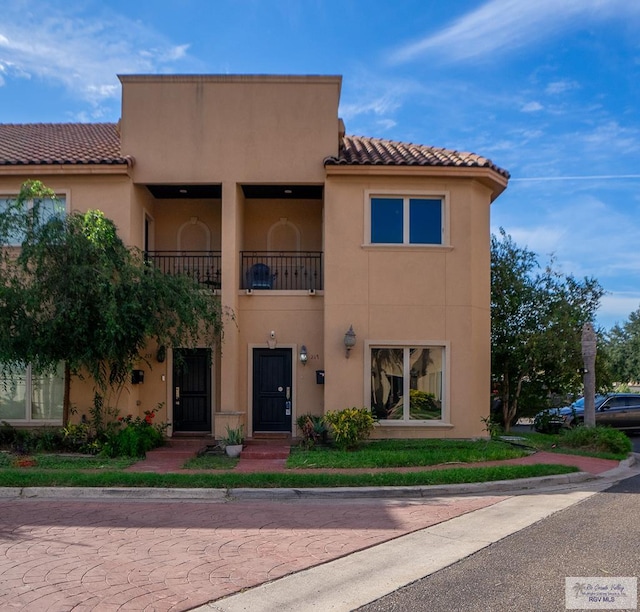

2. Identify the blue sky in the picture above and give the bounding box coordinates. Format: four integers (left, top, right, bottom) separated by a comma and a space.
1, 0, 639, 330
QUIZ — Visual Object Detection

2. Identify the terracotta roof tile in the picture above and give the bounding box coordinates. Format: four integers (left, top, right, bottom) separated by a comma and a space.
326, 135, 510, 179
0, 123, 125, 166
0, 124, 509, 179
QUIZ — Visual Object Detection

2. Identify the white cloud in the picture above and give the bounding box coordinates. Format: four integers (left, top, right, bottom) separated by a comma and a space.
339, 71, 425, 135
598, 293, 640, 329
521, 101, 543, 112
390, 0, 639, 65
545, 80, 579, 95
0, 3, 198, 112
162, 44, 190, 62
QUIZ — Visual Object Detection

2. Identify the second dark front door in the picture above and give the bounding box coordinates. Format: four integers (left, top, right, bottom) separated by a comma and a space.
253, 348, 292, 432
173, 348, 211, 432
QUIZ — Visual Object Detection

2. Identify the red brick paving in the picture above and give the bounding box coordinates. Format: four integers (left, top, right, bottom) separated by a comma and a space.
125, 438, 207, 473
0, 494, 506, 611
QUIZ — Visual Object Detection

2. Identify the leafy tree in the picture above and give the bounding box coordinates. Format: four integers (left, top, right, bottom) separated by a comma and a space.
0, 180, 224, 423
605, 306, 640, 383
491, 229, 605, 430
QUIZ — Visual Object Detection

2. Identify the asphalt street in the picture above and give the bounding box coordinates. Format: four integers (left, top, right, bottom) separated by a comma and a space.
358, 473, 640, 612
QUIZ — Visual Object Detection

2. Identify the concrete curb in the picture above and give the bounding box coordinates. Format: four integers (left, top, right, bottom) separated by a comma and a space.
227, 471, 596, 500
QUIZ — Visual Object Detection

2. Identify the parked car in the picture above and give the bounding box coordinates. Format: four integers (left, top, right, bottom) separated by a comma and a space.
534, 393, 640, 433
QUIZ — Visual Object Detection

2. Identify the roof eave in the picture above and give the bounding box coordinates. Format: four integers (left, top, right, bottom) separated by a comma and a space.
324, 164, 509, 201
0, 163, 131, 177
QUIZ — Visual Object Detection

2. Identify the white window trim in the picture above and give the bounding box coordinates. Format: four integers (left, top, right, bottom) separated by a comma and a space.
364, 190, 450, 247
364, 339, 451, 426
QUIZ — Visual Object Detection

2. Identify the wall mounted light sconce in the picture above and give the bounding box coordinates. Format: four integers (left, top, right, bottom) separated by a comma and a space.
300, 345, 308, 365
268, 330, 277, 350
156, 345, 166, 363
344, 325, 356, 358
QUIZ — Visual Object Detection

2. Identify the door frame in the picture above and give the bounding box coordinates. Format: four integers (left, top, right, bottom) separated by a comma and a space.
166, 347, 216, 436
247, 343, 298, 436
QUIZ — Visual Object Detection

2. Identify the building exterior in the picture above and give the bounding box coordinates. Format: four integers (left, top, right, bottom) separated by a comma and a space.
0, 74, 509, 439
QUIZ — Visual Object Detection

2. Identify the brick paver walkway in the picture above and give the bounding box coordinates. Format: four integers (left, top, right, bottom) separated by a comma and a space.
0, 494, 506, 611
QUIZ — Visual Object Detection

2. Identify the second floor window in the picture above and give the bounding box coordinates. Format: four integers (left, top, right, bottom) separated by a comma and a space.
370, 196, 443, 245
0, 195, 66, 246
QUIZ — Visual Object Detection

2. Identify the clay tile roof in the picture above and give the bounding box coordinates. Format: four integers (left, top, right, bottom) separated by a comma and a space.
0, 123, 126, 166
326, 135, 510, 179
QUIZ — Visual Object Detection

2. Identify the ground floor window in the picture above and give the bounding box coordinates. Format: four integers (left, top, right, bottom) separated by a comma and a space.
370, 346, 444, 421
0, 363, 64, 422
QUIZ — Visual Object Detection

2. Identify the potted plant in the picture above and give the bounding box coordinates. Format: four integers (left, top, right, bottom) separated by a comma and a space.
222, 425, 244, 458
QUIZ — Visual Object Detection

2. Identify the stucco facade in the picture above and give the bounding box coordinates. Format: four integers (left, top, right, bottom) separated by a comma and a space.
0, 74, 508, 439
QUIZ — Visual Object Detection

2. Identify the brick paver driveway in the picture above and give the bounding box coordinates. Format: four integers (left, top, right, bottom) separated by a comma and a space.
0, 493, 504, 611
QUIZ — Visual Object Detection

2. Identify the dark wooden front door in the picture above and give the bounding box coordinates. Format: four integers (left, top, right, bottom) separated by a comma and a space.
253, 348, 292, 432
173, 348, 211, 432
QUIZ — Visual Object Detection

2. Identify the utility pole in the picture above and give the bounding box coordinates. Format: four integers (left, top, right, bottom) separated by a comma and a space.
581, 322, 597, 428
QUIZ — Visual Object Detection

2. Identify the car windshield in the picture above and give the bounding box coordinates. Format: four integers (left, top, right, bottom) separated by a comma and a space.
571, 395, 608, 409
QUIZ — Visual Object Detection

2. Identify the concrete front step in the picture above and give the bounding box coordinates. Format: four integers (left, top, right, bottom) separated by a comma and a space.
240, 445, 291, 460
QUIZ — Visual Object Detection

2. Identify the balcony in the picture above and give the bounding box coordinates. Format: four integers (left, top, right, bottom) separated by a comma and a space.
241, 251, 323, 291
146, 251, 222, 288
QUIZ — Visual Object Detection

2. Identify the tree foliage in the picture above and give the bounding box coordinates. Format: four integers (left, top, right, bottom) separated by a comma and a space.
0, 180, 224, 422
605, 307, 640, 383
491, 228, 606, 430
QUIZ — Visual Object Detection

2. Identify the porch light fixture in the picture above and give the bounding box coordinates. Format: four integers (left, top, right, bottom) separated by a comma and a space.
268, 330, 277, 350
344, 325, 356, 358
300, 345, 308, 365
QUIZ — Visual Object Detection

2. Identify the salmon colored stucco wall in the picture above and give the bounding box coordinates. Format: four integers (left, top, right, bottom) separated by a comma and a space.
119, 75, 342, 185
322, 172, 493, 438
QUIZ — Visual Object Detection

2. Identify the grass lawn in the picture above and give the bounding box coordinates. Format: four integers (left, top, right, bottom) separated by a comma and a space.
507, 431, 631, 461
0, 433, 617, 488
287, 439, 528, 469
0, 452, 135, 470
0, 463, 578, 489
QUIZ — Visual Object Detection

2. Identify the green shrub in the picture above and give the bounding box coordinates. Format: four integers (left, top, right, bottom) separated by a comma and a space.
560, 426, 632, 455
481, 415, 504, 440
33, 428, 65, 452
323, 407, 376, 451
296, 414, 327, 449
102, 408, 168, 458
62, 422, 99, 454
0, 422, 18, 448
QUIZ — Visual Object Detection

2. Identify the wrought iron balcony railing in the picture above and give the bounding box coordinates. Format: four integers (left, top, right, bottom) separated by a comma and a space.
146, 251, 222, 288
241, 251, 323, 291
